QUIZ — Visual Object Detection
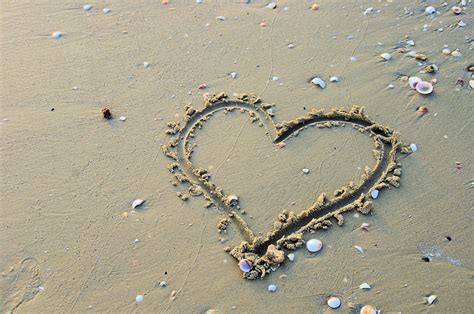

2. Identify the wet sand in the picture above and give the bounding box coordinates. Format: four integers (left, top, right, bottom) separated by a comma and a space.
1, 0, 473, 313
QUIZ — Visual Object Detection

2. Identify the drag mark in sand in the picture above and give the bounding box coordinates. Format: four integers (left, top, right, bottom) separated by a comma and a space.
163, 93, 410, 279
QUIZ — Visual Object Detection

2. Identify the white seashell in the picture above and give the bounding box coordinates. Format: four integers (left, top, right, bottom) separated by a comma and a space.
52, 31, 62, 39
458, 20, 466, 27
287, 253, 295, 261
370, 189, 379, 199
268, 284, 277, 292
196, 0, 203, 3
406, 39, 415, 46
387, 84, 394, 89
350, 56, 357, 61
442, 48, 451, 55
380, 53, 391, 61
306, 238, 323, 253
103, 8, 111, 14
327, 297, 341, 309
451, 51, 461, 57
329, 76, 339, 82
266, 2, 277, 9
415, 81, 433, 95
407, 51, 417, 57
132, 199, 145, 209
302, 168, 310, 174
288, 43, 294, 49
359, 283, 371, 290
159, 280, 168, 287
135, 295, 144, 304
272, 76, 279, 81
143, 62, 150, 68
410, 143, 418, 152
363, 7, 373, 15
230, 72, 237, 79
425, 6, 436, 15
360, 305, 377, 314
83, 4, 92, 11
311, 77, 326, 89
354, 245, 364, 253
119, 116, 127, 121
427, 294, 437, 305
408, 76, 422, 89
238, 259, 252, 272
216, 16, 225, 21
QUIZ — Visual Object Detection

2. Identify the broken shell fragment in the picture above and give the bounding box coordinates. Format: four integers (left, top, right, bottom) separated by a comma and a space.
424, 64, 438, 73
287, 253, 295, 261
329, 76, 339, 82
415, 81, 434, 95
425, 6, 436, 15
310, 77, 326, 89
354, 245, 364, 254
359, 283, 371, 290
415, 53, 427, 61
360, 305, 377, 314
225, 194, 239, 206
410, 143, 418, 152
409, 76, 423, 89
380, 53, 391, 61
451, 50, 461, 57
327, 296, 341, 309
370, 189, 379, 199
238, 259, 252, 273
268, 284, 277, 292
132, 199, 145, 209
442, 48, 451, 55
306, 238, 323, 252
427, 294, 437, 305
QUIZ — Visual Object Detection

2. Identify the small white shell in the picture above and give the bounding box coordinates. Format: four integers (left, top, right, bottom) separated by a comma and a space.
230, 72, 237, 79
451, 51, 461, 57
83, 4, 92, 11
354, 245, 364, 254
311, 77, 326, 89
306, 238, 323, 252
370, 189, 379, 199
458, 20, 466, 27
266, 2, 277, 9
268, 284, 277, 292
287, 253, 295, 261
425, 6, 436, 15
359, 282, 371, 290
327, 297, 341, 309
143, 62, 150, 68
380, 53, 391, 61
103, 8, 111, 14
216, 16, 225, 21
409, 76, 423, 89
238, 259, 252, 272
135, 295, 144, 304
442, 48, 451, 55
407, 51, 417, 57
410, 143, 418, 152
159, 280, 168, 287
132, 199, 145, 209
406, 39, 415, 46
119, 116, 127, 121
302, 168, 310, 174
52, 31, 62, 39
427, 294, 437, 305
329, 76, 339, 82
415, 81, 433, 95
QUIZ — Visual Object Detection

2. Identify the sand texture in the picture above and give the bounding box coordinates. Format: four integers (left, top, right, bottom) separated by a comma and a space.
1, 0, 473, 313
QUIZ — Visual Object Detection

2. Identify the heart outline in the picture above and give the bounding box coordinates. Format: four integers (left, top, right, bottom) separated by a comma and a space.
163, 93, 409, 279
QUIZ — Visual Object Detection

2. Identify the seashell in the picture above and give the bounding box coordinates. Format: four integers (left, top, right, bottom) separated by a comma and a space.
354, 245, 364, 254
225, 194, 239, 206
442, 48, 451, 55
360, 305, 377, 314
409, 76, 422, 89
306, 238, 323, 252
216, 16, 225, 21
230, 72, 237, 79
458, 20, 466, 27
103, 8, 111, 14
406, 39, 415, 46
83, 4, 92, 11
370, 189, 379, 199
415, 53, 427, 61
132, 199, 145, 209
329, 76, 339, 82
425, 6, 436, 15
266, 2, 277, 9
327, 296, 341, 309
310, 77, 326, 89
467, 65, 474, 72
287, 253, 295, 261
380, 53, 391, 61
302, 168, 310, 174
119, 116, 127, 121
424, 64, 438, 73
52, 31, 62, 39
143, 62, 150, 68
238, 259, 252, 272
135, 295, 144, 304
427, 294, 437, 305
268, 284, 277, 292
469, 80, 474, 89
288, 43, 294, 49
451, 6, 462, 15
360, 223, 370, 231
415, 81, 433, 95
159, 280, 168, 287
359, 283, 371, 290
311, 4, 320, 11
407, 50, 417, 57
451, 51, 461, 57
410, 143, 418, 152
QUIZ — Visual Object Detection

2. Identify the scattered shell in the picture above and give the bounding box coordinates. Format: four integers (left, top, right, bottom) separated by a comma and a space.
311, 4, 320, 11
287, 253, 295, 261
424, 64, 438, 73
359, 283, 371, 290
272, 76, 279, 81
329, 76, 339, 82
350, 56, 357, 61
288, 43, 295, 49
238, 259, 252, 272
410, 143, 418, 152
467, 65, 474, 72
143, 62, 150, 68
418, 106, 428, 114
198, 83, 207, 89
302, 168, 310, 174
135, 295, 144, 304
327, 297, 341, 309
216, 16, 225, 21
306, 238, 323, 253
52, 31, 62, 39
225, 194, 239, 206
360, 223, 370, 231
132, 199, 145, 209
406, 39, 415, 46
266, 2, 277, 9
360, 305, 377, 314
119, 116, 127, 121
310, 77, 326, 89
354, 245, 364, 254
452, 6, 462, 15
458, 20, 466, 27
409, 76, 423, 89
415, 53, 427, 61
427, 294, 437, 305
370, 189, 379, 199
196, 0, 203, 3
230, 72, 237, 79
469, 80, 474, 89
451, 50, 461, 57
260, 21, 267, 27
425, 6, 436, 15
380, 53, 391, 61
442, 48, 451, 55
103, 8, 111, 14
268, 284, 277, 292
159, 281, 168, 287
83, 4, 92, 11
415, 81, 433, 95
277, 142, 286, 148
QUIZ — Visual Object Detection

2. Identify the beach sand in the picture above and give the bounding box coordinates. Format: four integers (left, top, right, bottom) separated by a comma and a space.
1, 0, 473, 312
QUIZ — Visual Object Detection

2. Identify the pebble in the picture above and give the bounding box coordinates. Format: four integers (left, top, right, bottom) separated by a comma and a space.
387, 84, 394, 89
302, 168, 310, 174
425, 6, 436, 15
410, 143, 418, 152
370, 189, 379, 199
83, 4, 92, 11
406, 39, 415, 46
135, 295, 144, 304
272, 76, 279, 81
327, 296, 341, 309
268, 284, 277, 292
132, 199, 145, 209
350, 56, 357, 61
119, 116, 127, 121
306, 238, 323, 253
288, 43, 295, 49
52, 31, 62, 39
287, 253, 295, 261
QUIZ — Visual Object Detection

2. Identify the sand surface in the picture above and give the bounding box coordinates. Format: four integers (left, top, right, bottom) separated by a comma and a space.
1, 0, 473, 312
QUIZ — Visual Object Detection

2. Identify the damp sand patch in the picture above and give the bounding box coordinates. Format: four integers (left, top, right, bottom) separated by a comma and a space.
162, 93, 411, 280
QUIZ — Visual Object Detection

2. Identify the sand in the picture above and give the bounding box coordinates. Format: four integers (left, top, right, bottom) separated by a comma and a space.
1, 0, 473, 313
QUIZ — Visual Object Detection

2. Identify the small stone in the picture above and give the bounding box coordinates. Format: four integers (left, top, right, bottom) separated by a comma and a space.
268, 284, 277, 292
272, 76, 279, 81
387, 84, 394, 89
380, 53, 391, 61
425, 6, 436, 15
135, 295, 144, 304
266, 2, 277, 9
370, 189, 379, 199
306, 238, 323, 253
406, 39, 415, 46
350, 56, 357, 61
442, 48, 451, 55
288, 43, 295, 49
311, 4, 319, 11
451, 51, 461, 57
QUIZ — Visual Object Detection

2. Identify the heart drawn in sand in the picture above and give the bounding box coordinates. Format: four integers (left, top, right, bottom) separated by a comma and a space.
163, 93, 410, 280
